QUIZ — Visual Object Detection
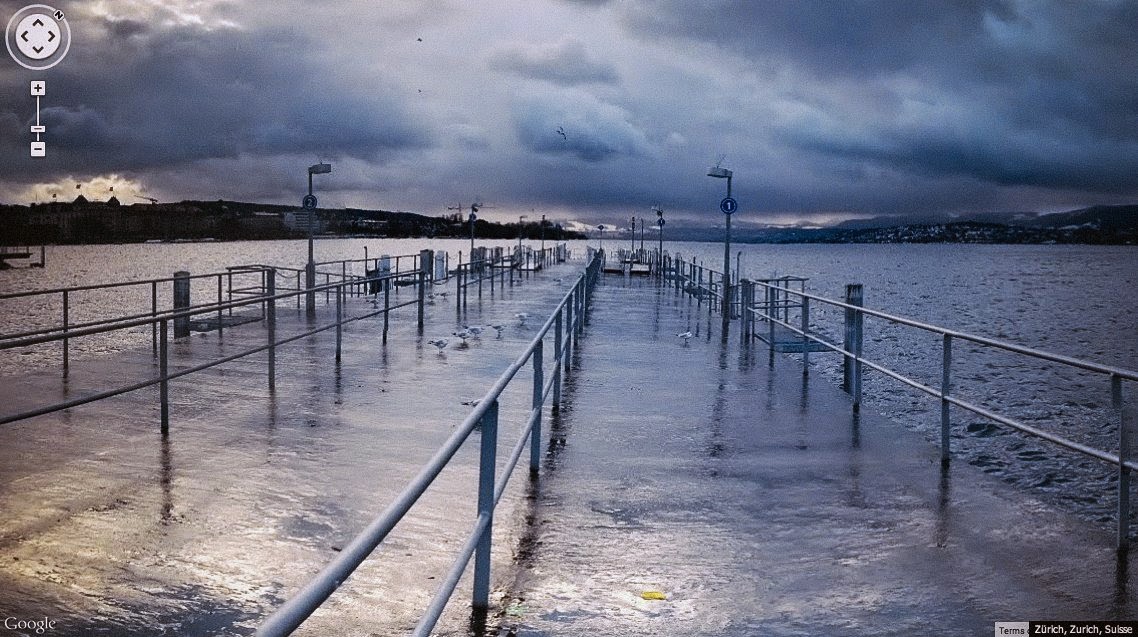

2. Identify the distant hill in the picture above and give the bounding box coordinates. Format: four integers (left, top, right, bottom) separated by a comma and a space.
654, 204, 1138, 245
0, 199, 585, 245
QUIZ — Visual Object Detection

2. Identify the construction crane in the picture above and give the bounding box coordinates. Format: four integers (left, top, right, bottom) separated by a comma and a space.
133, 192, 158, 204
448, 201, 495, 260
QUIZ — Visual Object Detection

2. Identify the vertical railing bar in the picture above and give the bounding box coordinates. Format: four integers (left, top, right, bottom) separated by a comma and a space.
160, 318, 169, 435
530, 340, 544, 474
335, 284, 343, 363
62, 289, 69, 377
267, 269, 276, 390
383, 276, 390, 345
151, 281, 158, 355
801, 297, 810, 374
217, 274, 224, 337
472, 399, 498, 609
553, 308, 563, 409
1114, 375, 1130, 552
942, 334, 953, 464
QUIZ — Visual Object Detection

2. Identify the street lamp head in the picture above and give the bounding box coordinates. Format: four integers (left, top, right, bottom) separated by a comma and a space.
707, 166, 732, 179
308, 163, 332, 175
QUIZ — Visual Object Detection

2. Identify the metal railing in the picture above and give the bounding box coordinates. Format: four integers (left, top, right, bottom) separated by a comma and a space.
255, 249, 602, 637
0, 265, 430, 430
0, 267, 274, 375
737, 278, 1137, 551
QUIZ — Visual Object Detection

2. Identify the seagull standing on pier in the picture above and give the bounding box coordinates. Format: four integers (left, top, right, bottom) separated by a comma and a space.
491, 324, 506, 338
465, 325, 484, 337
453, 329, 471, 344
515, 312, 530, 326
677, 331, 693, 345
428, 338, 448, 353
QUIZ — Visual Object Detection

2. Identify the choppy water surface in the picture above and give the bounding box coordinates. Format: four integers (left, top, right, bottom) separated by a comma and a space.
2, 240, 1137, 525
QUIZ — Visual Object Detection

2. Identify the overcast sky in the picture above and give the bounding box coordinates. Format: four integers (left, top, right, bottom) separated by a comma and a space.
2, 0, 1136, 226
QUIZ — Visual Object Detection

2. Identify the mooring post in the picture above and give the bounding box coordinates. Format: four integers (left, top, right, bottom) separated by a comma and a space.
843, 284, 863, 393
383, 272, 391, 346
941, 334, 952, 464
267, 269, 276, 390
844, 284, 865, 412
217, 274, 224, 336
160, 317, 169, 435
173, 271, 191, 338
1114, 375, 1131, 553
553, 308, 563, 410
417, 250, 431, 332
801, 297, 810, 374
335, 284, 343, 363
473, 399, 499, 610
151, 281, 158, 355
62, 289, 69, 377
530, 340, 544, 475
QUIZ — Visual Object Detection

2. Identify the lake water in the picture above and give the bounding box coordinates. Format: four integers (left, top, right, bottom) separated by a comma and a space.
2, 239, 1137, 526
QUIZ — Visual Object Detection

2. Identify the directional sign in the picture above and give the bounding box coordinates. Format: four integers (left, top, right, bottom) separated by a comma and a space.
302, 194, 317, 210
658, 218, 666, 226
720, 197, 738, 215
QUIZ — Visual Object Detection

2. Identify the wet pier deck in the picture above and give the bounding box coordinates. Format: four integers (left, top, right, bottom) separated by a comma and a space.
0, 263, 1135, 636
506, 273, 1137, 636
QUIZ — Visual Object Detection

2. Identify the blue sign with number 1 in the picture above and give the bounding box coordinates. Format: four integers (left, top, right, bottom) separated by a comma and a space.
720, 197, 738, 215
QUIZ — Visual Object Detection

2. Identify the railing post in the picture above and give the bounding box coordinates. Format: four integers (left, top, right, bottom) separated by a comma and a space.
173, 271, 191, 338
335, 284, 343, 363
530, 340, 544, 475
473, 399, 499, 610
1114, 375, 1131, 553
160, 318, 169, 435
267, 269, 276, 390
62, 289, 69, 377
801, 296, 810, 375
553, 308, 563, 410
941, 334, 952, 464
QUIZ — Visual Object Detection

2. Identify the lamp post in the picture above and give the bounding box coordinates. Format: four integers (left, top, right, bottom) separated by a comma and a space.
540, 213, 546, 257
629, 216, 635, 256
707, 165, 733, 336
598, 224, 605, 253
305, 162, 331, 317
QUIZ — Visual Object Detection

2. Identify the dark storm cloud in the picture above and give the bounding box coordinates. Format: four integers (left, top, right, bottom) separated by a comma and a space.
512, 93, 650, 162
623, 0, 1138, 204
490, 40, 619, 86
0, 17, 431, 182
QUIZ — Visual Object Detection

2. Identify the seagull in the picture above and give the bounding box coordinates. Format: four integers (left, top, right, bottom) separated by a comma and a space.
465, 325, 485, 337
461, 398, 481, 407
490, 324, 506, 338
428, 338, 448, 352
556, 126, 566, 141
514, 312, 530, 325
677, 331, 694, 345
453, 329, 471, 344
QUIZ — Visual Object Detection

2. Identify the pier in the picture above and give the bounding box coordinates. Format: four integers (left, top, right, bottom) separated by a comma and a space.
0, 247, 1135, 635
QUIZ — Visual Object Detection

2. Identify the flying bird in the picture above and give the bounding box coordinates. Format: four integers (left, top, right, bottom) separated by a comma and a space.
556, 126, 566, 141
417, 37, 423, 42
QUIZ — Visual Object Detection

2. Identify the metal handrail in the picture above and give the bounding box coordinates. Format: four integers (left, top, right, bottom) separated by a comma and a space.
0, 269, 424, 427
741, 277, 1138, 549
0, 267, 270, 301
255, 250, 602, 637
